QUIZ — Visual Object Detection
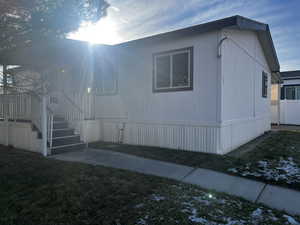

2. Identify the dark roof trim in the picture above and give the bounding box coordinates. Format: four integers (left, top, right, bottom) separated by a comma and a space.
0, 39, 110, 67
0, 15, 280, 73
116, 16, 239, 47
280, 70, 300, 80
116, 15, 280, 72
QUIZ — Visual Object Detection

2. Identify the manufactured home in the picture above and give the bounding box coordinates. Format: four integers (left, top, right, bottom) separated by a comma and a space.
0, 15, 281, 155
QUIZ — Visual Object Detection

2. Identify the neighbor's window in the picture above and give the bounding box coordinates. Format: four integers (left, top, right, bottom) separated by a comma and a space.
153, 47, 193, 92
93, 58, 117, 95
262, 71, 268, 98
284, 86, 300, 100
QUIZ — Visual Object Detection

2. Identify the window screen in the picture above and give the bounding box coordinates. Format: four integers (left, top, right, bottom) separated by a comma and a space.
153, 47, 193, 92
284, 86, 300, 100
262, 72, 268, 98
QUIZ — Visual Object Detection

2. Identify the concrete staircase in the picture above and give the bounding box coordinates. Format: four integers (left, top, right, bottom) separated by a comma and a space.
50, 116, 85, 155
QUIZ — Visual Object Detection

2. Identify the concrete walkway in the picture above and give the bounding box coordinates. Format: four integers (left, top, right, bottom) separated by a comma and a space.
51, 148, 300, 216
272, 124, 300, 132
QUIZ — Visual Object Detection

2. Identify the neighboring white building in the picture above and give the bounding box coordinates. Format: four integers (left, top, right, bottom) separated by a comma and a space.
272, 71, 300, 125
0, 15, 280, 155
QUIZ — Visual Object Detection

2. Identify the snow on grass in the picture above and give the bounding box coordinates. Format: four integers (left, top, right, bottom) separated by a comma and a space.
251, 208, 263, 218
133, 184, 300, 225
136, 215, 149, 225
186, 208, 212, 224
228, 157, 300, 184
150, 194, 166, 201
134, 203, 145, 209
284, 215, 300, 225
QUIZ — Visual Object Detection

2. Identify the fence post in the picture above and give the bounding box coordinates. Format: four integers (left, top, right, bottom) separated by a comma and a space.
41, 94, 48, 156
41, 77, 48, 157
277, 83, 281, 125
3, 64, 9, 146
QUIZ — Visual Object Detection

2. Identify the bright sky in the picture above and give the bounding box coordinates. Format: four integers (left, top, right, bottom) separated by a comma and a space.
69, 0, 300, 71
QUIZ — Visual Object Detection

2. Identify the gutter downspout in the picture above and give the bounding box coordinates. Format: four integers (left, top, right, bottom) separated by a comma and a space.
41, 74, 48, 157
217, 37, 228, 58
3, 64, 9, 146
217, 35, 228, 153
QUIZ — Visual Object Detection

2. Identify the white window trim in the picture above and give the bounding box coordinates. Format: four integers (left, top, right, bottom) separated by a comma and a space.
153, 47, 193, 92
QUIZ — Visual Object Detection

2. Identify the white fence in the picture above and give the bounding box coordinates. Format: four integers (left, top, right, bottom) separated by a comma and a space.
0, 93, 32, 120
1, 91, 93, 121
280, 100, 300, 125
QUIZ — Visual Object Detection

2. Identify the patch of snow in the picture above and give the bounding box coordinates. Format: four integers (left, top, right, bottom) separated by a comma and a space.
217, 199, 227, 204
228, 157, 300, 184
136, 218, 146, 225
182, 201, 194, 208
134, 203, 145, 209
267, 209, 279, 221
258, 160, 268, 168
188, 208, 212, 224
228, 168, 238, 173
150, 194, 166, 201
251, 208, 264, 223
137, 215, 149, 225
195, 198, 211, 205
251, 208, 263, 218
284, 215, 300, 225
224, 218, 246, 225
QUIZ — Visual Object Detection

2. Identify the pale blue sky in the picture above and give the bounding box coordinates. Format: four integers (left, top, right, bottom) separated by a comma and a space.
72, 0, 300, 71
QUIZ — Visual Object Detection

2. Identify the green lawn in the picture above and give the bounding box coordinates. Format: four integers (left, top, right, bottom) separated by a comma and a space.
90, 131, 300, 190
1, 145, 300, 225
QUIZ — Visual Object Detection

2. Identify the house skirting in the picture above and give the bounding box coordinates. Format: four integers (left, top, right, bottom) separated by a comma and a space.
81, 115, 270, 155
0, 116, 270, 155
0, 121, 41, 152
220, 114, 271, 154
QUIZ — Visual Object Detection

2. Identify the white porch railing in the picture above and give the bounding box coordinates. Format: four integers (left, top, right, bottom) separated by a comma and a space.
61, 91, 85, 121
0, 92, 54, 154
47, 113, 54, 150
48, 91, 85, 122
30, 93, 42, 131
0, 90, 91, 154
66, 93, 94, 119
31, 93, 55, 150
0, 93, 32, 120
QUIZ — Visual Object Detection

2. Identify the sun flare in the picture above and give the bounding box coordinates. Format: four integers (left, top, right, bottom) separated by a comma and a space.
69, 17, 122, 45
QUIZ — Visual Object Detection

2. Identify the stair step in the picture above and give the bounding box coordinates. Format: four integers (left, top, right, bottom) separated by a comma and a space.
53, 117, 66, 122
53, 128, 75, 137
51, 142, 86, 155
52, 135, 81, 147
53, 122, 69, 129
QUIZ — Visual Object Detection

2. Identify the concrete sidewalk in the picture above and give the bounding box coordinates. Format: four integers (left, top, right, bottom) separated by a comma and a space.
51, 148, 300, 215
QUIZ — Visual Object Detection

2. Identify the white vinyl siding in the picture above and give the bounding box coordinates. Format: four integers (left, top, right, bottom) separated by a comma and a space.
93, 59, 117, 95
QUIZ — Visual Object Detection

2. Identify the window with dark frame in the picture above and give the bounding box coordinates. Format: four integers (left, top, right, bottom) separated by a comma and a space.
283, 85, 300, 100
262, 71, 268, 98
153, 47, 193, 92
